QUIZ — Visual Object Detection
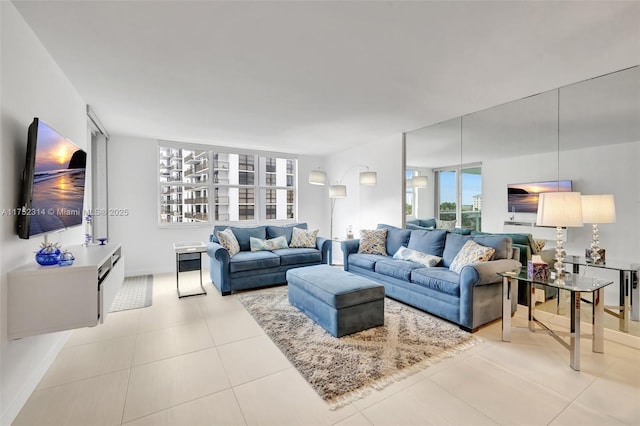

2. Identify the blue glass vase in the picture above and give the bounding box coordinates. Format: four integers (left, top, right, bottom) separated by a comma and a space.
35, 248, 61, 266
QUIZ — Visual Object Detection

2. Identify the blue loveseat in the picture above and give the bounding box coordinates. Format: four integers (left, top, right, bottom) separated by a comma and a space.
207, 223, 331, 295
341, 224, 522, 332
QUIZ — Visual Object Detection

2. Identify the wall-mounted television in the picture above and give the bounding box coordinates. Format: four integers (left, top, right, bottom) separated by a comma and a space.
507, 180, 572, 214
17, 118, 87, 239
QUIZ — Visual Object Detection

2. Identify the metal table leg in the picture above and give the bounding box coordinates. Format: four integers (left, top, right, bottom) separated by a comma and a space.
502, 275, 511, 342
593, 288, 604, 353
570, 291, 581, 371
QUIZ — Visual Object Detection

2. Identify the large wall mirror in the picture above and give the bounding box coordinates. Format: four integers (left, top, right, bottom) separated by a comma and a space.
403, 65, 640, 337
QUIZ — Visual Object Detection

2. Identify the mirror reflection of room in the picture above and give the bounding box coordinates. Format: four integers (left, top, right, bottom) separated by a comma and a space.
404, 66, 640, 337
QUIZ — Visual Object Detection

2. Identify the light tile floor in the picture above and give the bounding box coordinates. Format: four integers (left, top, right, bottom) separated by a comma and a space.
14, 272, 640, 426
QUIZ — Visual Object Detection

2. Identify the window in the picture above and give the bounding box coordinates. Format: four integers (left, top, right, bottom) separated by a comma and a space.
434, 164, 482, 230
159, 147, 209, 224
159, 143, 297, 225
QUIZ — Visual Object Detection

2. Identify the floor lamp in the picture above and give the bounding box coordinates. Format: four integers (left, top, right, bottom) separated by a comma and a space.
309, 166, 377, 240
536, 191, 583, 282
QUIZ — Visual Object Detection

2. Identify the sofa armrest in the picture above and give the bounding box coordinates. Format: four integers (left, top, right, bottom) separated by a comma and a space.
207, 242, 231, 294
341, 239, 360, 271
461, 259, 522, 286
512, 243, 530, 264
316, 236, 331, 264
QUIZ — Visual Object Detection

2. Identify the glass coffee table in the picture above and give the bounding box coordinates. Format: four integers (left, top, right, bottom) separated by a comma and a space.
499, 270, 613, 371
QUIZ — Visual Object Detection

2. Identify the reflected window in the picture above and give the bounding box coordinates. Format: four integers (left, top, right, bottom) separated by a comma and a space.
435, 164, 481, 230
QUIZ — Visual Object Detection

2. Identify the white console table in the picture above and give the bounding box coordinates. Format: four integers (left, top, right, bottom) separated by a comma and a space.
7, 243, 124, 340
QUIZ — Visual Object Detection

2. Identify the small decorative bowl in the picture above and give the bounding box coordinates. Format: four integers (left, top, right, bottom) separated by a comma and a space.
58, 251, 75, 267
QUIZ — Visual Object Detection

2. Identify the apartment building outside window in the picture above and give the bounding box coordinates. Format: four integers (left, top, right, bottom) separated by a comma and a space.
158, 143, 296, 225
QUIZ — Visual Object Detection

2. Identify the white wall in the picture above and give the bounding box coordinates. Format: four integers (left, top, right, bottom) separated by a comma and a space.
0, 3, 88, 424
107, 135, 331, 275
326, 136, 403, 238
323, 136, 403, 263
482, 140, 640, 304
482, 141, 639, 260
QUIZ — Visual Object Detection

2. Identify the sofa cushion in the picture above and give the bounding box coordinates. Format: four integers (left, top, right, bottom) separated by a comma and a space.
471, 231, 537, 254
290, 227, 318, 248
407, 218, 437, 229
471, 235, 512, 260
450, 228, 473, 235
449, 240, 496, 273
442, 233, 472, 267
250, 236, 289, 252
266, 223, 308, 244
406, 222, 434, 231
375, 258, 425, 281
231, 226, 267, 251
348, 253, 387, 271
358, 229, 388, 255
377, 224, 411, 255
393, 246, 442, 267
216, 228, 240, 257
407, 229, 447, 257
411, 267, 461, 296
273, 248, 322, 266
229, 250, 280, 273
436, 219, 456, 231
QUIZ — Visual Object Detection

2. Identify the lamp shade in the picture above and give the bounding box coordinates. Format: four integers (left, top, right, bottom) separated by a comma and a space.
412, 176, 428, 188
359, 171, 377, 185
308, 169, 327, 186
536, 192, 583, 227
581, 194, 616, 224
329, 184, 347, 199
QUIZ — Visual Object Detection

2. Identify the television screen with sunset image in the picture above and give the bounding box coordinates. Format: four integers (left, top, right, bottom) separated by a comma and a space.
17, 118, 86, 239
507, 180, 572, 214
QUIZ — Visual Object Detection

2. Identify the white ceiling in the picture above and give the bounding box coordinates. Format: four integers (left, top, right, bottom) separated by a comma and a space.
12, 0, 640, 156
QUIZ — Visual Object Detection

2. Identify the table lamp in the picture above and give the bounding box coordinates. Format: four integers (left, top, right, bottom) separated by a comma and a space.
581, 194, 616, 264
536, 192, 583, 280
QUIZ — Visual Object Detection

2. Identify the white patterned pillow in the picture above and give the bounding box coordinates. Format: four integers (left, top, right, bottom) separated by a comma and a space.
436, 219, 456, 231
393, 246, 441, 267
357, 229, 388, 256
250, 236, 289, 252
449, 240, 496, 273
216, 227, 240, 257
290, 227, 318, 248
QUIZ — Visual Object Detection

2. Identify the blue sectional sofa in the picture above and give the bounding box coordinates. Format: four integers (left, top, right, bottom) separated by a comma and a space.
341, 224, 522, 332
207, 223, 331, 295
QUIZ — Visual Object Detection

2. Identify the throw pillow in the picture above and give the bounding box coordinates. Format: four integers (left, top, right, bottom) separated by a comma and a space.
436, 219, 456, 231
250, 235, 289, 252
449, 240, 496, 274
216, 227, 240, 257
357, 229, 388, 256
393, 246, 442, 267
533, 239, 547, 253
290, 227, 318, 248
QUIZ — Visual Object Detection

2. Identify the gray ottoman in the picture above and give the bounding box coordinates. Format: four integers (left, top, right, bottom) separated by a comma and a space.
286, 264, 385, 337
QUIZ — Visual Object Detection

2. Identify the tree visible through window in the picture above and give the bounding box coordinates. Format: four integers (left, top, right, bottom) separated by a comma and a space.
435, 164, 482, 231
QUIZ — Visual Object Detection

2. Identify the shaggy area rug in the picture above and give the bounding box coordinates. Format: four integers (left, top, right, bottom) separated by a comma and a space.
238, 287, 480, 408
109, 275, 153, 312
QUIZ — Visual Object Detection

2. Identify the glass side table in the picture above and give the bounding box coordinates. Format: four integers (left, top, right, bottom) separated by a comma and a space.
173, 242, 207, 299
564, 255, 639, 332
499, 270, 613, 371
